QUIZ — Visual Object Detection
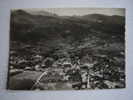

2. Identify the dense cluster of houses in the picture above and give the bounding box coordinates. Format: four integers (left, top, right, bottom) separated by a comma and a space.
9, 48, 125, 90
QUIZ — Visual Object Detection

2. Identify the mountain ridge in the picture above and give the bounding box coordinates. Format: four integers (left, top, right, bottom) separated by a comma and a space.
10, 10, 125, 42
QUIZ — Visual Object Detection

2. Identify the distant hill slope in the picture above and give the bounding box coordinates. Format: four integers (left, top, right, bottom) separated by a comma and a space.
10, 10, 125, 42
82, 14, 125, 25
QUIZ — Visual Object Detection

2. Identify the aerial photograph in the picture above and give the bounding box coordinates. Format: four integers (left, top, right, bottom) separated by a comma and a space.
7, 8, 125, 90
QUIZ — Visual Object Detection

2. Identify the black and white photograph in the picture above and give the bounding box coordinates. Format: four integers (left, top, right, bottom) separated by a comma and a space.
7, 8, 125, 90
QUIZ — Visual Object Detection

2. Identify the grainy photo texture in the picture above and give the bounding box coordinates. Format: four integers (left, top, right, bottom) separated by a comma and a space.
7, 8, 125, 90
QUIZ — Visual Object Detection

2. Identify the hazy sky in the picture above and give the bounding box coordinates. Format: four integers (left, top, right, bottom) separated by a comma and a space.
24, 8, 125, 16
